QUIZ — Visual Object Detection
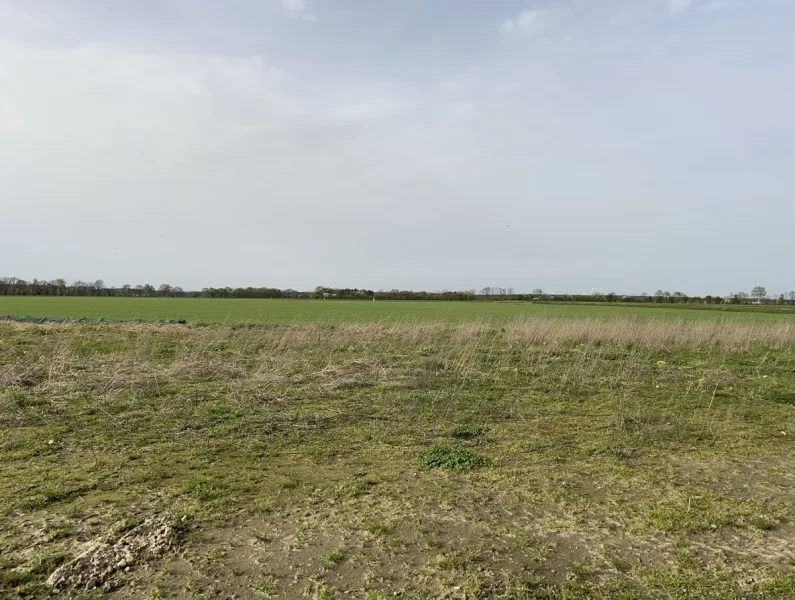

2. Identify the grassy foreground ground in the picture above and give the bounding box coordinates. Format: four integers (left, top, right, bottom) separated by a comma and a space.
2, 317, 795, 598
2, 296, 794, 325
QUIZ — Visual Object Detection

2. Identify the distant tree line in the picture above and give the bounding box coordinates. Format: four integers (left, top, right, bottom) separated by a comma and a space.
1, 277, 794, 305
0, 278, 186, 298
0, 278, 473, 301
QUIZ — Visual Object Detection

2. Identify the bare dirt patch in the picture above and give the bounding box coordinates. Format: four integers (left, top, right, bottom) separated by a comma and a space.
46, 515, 174, 595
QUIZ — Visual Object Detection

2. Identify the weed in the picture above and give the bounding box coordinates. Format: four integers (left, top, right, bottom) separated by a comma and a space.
429, 552, 466, 571
419, 445, 488, 471
251, 575, 278, 596
323, 546, 346, 566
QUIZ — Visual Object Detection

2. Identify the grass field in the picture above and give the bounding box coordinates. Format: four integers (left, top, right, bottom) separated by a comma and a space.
1, 296, 794, 325
3, 314, 795, 598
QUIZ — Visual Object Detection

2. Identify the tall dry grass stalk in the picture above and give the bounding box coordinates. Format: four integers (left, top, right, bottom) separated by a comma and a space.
500, 317, 795, 351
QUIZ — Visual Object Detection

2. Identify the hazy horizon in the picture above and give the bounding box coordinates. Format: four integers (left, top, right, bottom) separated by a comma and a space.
2, 0, 793, 296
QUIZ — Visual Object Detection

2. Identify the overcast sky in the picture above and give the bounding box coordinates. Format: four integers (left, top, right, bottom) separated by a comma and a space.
1, 0, 793, 295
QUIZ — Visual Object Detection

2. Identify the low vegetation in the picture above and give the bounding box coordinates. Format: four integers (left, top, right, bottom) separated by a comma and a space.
2, 316, 795, 598
3, 295, 795, 326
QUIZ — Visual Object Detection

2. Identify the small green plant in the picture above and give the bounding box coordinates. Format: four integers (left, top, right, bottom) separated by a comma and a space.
568, 561, 594, 579
251, 575, 278, 596
420, 444, 487, 470
429, 551, 465, 571
323, 546, 346, 566
450, 425, 485, 439
314, 582, 337, 599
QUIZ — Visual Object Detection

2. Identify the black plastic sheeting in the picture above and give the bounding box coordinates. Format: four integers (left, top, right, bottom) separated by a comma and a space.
0, 315, 186, 325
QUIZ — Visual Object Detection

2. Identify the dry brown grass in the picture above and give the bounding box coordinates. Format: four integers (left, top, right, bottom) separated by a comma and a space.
2, 317, 791, 398
501, 317, 795, 351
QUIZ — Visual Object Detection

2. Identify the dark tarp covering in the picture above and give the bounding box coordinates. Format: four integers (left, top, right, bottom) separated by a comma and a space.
0, 315, 186, 325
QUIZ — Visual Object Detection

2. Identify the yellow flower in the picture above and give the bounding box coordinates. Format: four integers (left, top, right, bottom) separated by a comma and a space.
698, 378, 705, 383
656, 360, 666, 365
780, 431, 788, 436
48, 439, 54, 445
762, 375, 768, 379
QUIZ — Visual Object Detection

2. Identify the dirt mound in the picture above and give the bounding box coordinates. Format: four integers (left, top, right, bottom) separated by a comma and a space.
47, 516, 173, 594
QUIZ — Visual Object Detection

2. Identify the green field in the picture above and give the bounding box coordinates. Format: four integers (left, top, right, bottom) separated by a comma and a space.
1, 296, 793, 324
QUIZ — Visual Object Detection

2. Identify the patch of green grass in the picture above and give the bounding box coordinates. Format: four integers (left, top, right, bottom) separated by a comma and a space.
768, 391, 795, 405
450, 425, 485, 439
366, 520, 396, 536
251, 575, 278, 596
429, 552, 466, 571
419, 445, 488, 471
276, 477, 299, 490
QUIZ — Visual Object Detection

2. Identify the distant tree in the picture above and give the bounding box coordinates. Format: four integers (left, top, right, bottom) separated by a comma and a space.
173, 286, 183, 296
159, 284, 173, 297
751, 286, 767, 300
532, 288, 544, 296
788, 291, 795, 303
142, 284, 155, 297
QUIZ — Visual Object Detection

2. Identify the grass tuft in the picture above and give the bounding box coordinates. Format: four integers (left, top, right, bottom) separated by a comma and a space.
450, 425, 486, 439
768, 391, 795, 405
